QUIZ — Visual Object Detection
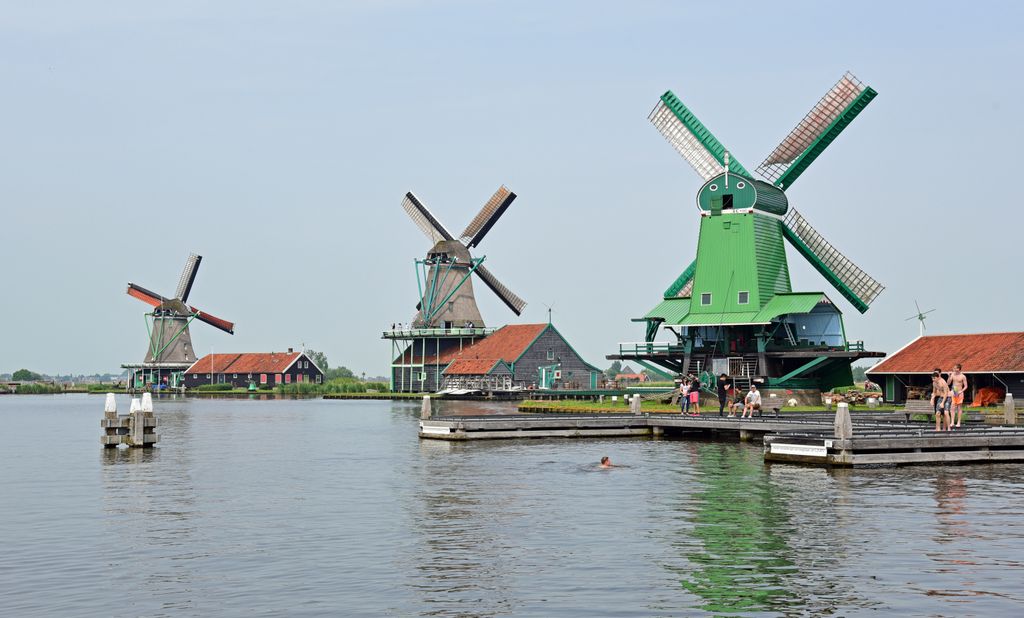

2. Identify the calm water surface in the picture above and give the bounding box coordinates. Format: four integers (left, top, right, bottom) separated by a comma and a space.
1, 394, 1023, 616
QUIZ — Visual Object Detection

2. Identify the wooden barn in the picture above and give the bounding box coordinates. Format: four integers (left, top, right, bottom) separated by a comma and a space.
866, 332, 1024, 405
391, 323, 601, 393
184, 349, 324, 389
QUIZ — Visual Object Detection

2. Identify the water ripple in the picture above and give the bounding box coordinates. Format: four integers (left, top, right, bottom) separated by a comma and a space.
1, 395, 1024, 616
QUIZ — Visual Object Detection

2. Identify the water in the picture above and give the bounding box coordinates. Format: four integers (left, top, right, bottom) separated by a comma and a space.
2, 395, 1023, 616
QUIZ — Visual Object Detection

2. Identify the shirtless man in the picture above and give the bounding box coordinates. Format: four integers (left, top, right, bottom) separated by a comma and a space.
600, 456, 613, 468
931, 369, 951, 431
947, 363, 968, 428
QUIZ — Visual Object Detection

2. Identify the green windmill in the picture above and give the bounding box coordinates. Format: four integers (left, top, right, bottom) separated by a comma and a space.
612, 72, 885, 392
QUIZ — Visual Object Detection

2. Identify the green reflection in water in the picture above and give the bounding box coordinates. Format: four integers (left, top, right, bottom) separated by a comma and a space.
679, 444, 799, 614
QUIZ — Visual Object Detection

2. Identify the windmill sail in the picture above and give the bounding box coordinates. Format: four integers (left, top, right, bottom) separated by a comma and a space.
175, 253, 202, 302
649, 91, 751, 180
461, 186, 516, 248
189, 306, 235, 334
474, 263, 526, 316
756, 72, 877, 189
127, 283, 168, 308
663, 260, 696, 299
781, 208, 884, 313
402, 192, 454, 244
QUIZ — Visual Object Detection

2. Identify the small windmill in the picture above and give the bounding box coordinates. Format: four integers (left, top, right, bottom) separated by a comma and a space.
905, 300, 935, 337
126, 253, 235, 379
402, 186, 526, 328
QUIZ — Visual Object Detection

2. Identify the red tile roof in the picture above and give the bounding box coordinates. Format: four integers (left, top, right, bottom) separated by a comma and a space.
186, 352, 303, 375
868, 333, 1024, 374
393, 324, 549, 368
449, 324, 547, 363
444, 358, 504, 375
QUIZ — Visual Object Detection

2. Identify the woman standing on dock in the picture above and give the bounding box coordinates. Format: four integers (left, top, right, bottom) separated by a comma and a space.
689, 375, 701, 414
679, 379, 691, 414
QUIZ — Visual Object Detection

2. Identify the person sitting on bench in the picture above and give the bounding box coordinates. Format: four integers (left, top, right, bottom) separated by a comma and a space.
741, 384, 761, 419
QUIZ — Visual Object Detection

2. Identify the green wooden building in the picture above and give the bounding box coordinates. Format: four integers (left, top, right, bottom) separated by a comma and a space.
610, 73, 886, 393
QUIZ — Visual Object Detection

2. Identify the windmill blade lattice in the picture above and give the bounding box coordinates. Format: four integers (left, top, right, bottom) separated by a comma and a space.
174, 253, 202, 302
756, 72, 877, 189
782, 208, 884, 312
648, 91, 751, 181
461, 186, 516, 248
475, 263, 526, 316
402, 192, 454, 244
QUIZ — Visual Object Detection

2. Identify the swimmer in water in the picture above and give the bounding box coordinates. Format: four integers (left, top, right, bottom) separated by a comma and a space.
600, 456, 613, 468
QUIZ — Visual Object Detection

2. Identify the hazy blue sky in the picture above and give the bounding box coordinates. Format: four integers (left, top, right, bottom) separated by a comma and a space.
2, 1, 1022, 375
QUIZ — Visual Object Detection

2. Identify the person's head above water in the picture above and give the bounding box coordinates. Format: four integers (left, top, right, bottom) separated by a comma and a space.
600, 456, 611, 467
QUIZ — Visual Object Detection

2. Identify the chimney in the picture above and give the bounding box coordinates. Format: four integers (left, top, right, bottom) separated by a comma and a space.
287, 347, 293, 353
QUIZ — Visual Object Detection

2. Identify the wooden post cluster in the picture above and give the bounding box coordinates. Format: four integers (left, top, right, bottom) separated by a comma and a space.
101, 393, 159, 448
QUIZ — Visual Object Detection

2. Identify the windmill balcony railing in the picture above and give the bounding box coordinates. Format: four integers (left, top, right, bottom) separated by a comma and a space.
383, 327, 496, 339
845, 340, 865, 352
617, 342, 686, 356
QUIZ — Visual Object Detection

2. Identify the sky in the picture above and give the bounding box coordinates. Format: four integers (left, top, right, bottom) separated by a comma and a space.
2, 0, 1023, 376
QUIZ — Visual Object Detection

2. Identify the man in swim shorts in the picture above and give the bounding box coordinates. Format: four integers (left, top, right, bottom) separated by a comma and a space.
931, 369, 951, 431
948, 363, 968, 428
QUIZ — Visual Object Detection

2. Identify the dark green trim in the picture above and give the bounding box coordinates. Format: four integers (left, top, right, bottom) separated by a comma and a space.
660, 91, 752, 177
645, 319, 662, 343
775, 356, 830, 384
776, 87, 877, 190
781, 224, 869, 313
663, 260, 697, 298
632, 359, 674, 380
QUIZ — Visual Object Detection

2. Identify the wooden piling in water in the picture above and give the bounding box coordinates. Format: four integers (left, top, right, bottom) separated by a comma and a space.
101, 393, 158, 448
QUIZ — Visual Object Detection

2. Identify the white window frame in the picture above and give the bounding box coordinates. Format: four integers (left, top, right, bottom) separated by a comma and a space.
700, 293, 712, 306
737, 291, 749, 305
546, 349, 555, 360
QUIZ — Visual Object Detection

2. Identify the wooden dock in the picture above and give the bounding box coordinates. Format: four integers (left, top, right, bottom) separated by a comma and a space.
418, 410, 1024, 467
764, 427, 1024, 466
419, 412, 916, 441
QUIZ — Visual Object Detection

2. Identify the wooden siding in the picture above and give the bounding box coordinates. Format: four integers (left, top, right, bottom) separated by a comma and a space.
513, 328, 599, 390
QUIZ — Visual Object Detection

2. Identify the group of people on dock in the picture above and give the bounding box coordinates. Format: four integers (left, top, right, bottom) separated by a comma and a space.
932, 364, 968, 431
679, 373, 762, 418
678, 374, 702, 414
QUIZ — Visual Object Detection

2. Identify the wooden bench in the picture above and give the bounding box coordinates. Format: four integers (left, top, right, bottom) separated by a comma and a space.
899, 399, 933, 422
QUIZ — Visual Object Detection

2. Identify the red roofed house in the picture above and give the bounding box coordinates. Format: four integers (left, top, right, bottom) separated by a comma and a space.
183, 348, 324, 389
615, 373, 651, 385
867, 333, 1024, 405
391, 323, 601, 393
